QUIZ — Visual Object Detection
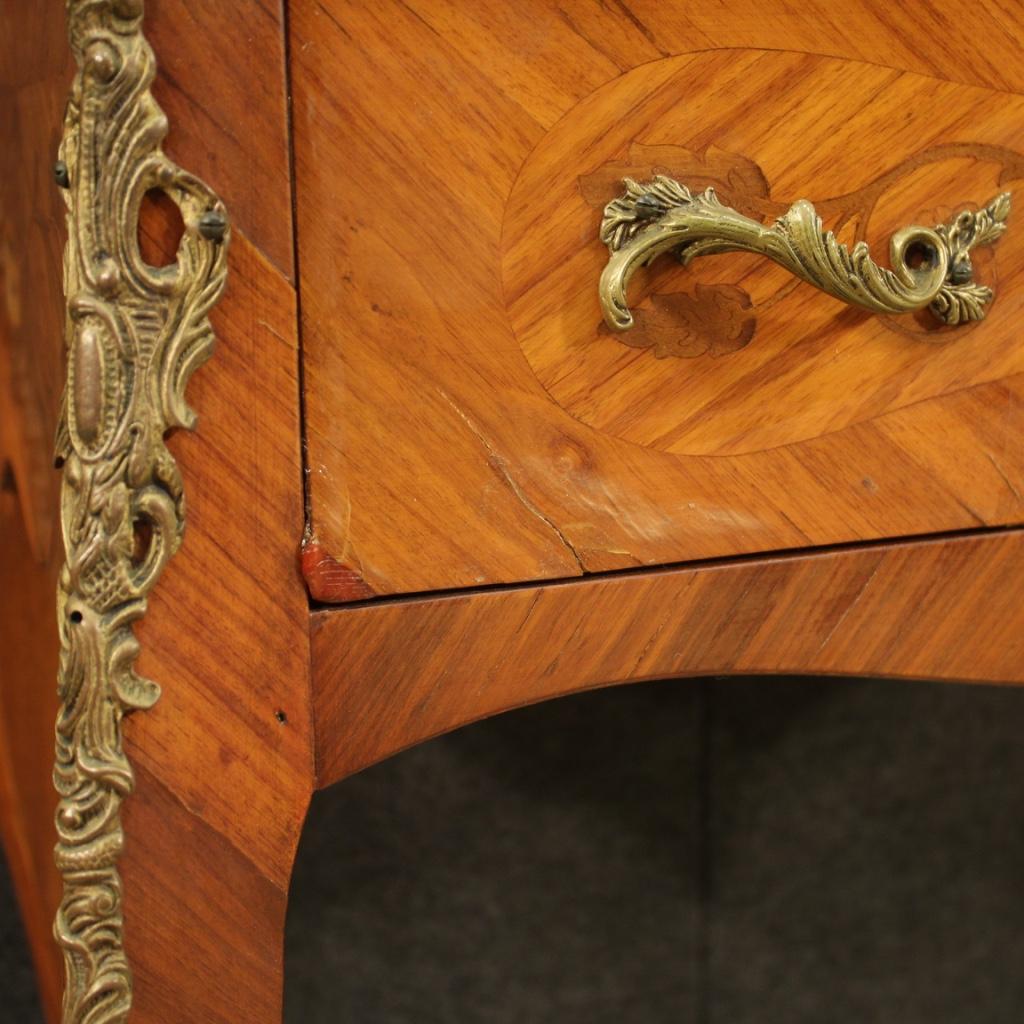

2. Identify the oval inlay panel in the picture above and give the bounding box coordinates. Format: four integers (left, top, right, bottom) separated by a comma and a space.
501, 50, 1024, 456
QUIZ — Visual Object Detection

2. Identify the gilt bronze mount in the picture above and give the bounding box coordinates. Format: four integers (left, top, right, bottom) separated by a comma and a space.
599, 175, 1011, 331
54, 2, 229, 1021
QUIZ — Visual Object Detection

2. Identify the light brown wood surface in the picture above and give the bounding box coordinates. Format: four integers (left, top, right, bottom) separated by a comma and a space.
3, 3, 1024, 1022
292, 0, 1024, 601
121, 235, 312, 1024
106, 0, 313, 1012
145, 1, 295, 281
312, 527, 1024, 787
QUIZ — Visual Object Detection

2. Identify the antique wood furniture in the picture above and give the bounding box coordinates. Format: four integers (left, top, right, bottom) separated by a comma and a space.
2, 1, 1024, 1021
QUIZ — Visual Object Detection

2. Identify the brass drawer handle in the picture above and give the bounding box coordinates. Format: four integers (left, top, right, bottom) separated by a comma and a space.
598, 176, 1011, 331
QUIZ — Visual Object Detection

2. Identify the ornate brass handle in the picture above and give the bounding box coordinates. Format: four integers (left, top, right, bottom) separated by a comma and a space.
599, 176, 1011, 330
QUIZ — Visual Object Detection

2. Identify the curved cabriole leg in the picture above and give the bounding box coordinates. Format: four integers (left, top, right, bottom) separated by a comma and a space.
53, 2, 228, 1021
119, 764, 310, 1024
80, 229, 314, 1021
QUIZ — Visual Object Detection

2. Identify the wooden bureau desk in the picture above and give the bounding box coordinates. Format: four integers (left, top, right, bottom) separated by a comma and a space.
2, 2, 1023, 1021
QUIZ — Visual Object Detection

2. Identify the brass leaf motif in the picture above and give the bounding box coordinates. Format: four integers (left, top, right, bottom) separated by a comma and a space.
54, 3, 229, 1022
599, 174, 1011, 332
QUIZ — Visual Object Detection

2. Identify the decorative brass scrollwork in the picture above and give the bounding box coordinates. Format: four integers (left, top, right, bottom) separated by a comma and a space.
54, 2, 229, 1022
599, 176, 1011, 331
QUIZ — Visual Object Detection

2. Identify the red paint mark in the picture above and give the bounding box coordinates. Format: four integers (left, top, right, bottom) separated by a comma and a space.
300, 539, 377, 603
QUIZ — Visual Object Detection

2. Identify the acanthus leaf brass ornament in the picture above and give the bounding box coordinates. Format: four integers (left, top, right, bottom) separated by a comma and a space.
598, 176, 1011, 331
54, 2, 229, 1022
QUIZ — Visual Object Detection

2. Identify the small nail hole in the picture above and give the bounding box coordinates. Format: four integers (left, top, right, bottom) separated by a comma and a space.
275, 710, 288, 725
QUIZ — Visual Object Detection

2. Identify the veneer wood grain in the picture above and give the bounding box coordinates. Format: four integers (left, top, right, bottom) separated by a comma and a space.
0, 13, 82, 1021
3, 3, 1024, 1021
0, 20, 74, 562
118, 235, 312, 1024
146, 0, 295, 279
312, 528, 1024, 787
292, 0, 1024, 601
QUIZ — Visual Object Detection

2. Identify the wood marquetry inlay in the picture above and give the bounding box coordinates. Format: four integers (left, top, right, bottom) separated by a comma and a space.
502, 53, 1024, 457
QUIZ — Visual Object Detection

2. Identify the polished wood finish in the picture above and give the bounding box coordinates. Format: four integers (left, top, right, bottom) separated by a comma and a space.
0, 8, 73, 563
3, 2, 1024, 1022
312, 528, 1024, 787
293, 0, 1024, 600
122, 236, 311, 1023
146, 1, 295, 280
115, 4, 312, 1012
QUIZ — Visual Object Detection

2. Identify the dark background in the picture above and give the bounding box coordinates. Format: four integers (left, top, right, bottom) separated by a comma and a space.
4, 676, 1024, 1021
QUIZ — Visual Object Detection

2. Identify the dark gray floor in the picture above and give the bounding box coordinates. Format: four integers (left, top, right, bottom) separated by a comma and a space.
286, 677, 1024, 1023
287, 680, 703, 1023
708, 679, 1024, 1023
4, 677, 1024, 1021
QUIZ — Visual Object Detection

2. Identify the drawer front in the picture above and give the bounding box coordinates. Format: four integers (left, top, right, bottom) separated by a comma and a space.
292, 0, 1024, 601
